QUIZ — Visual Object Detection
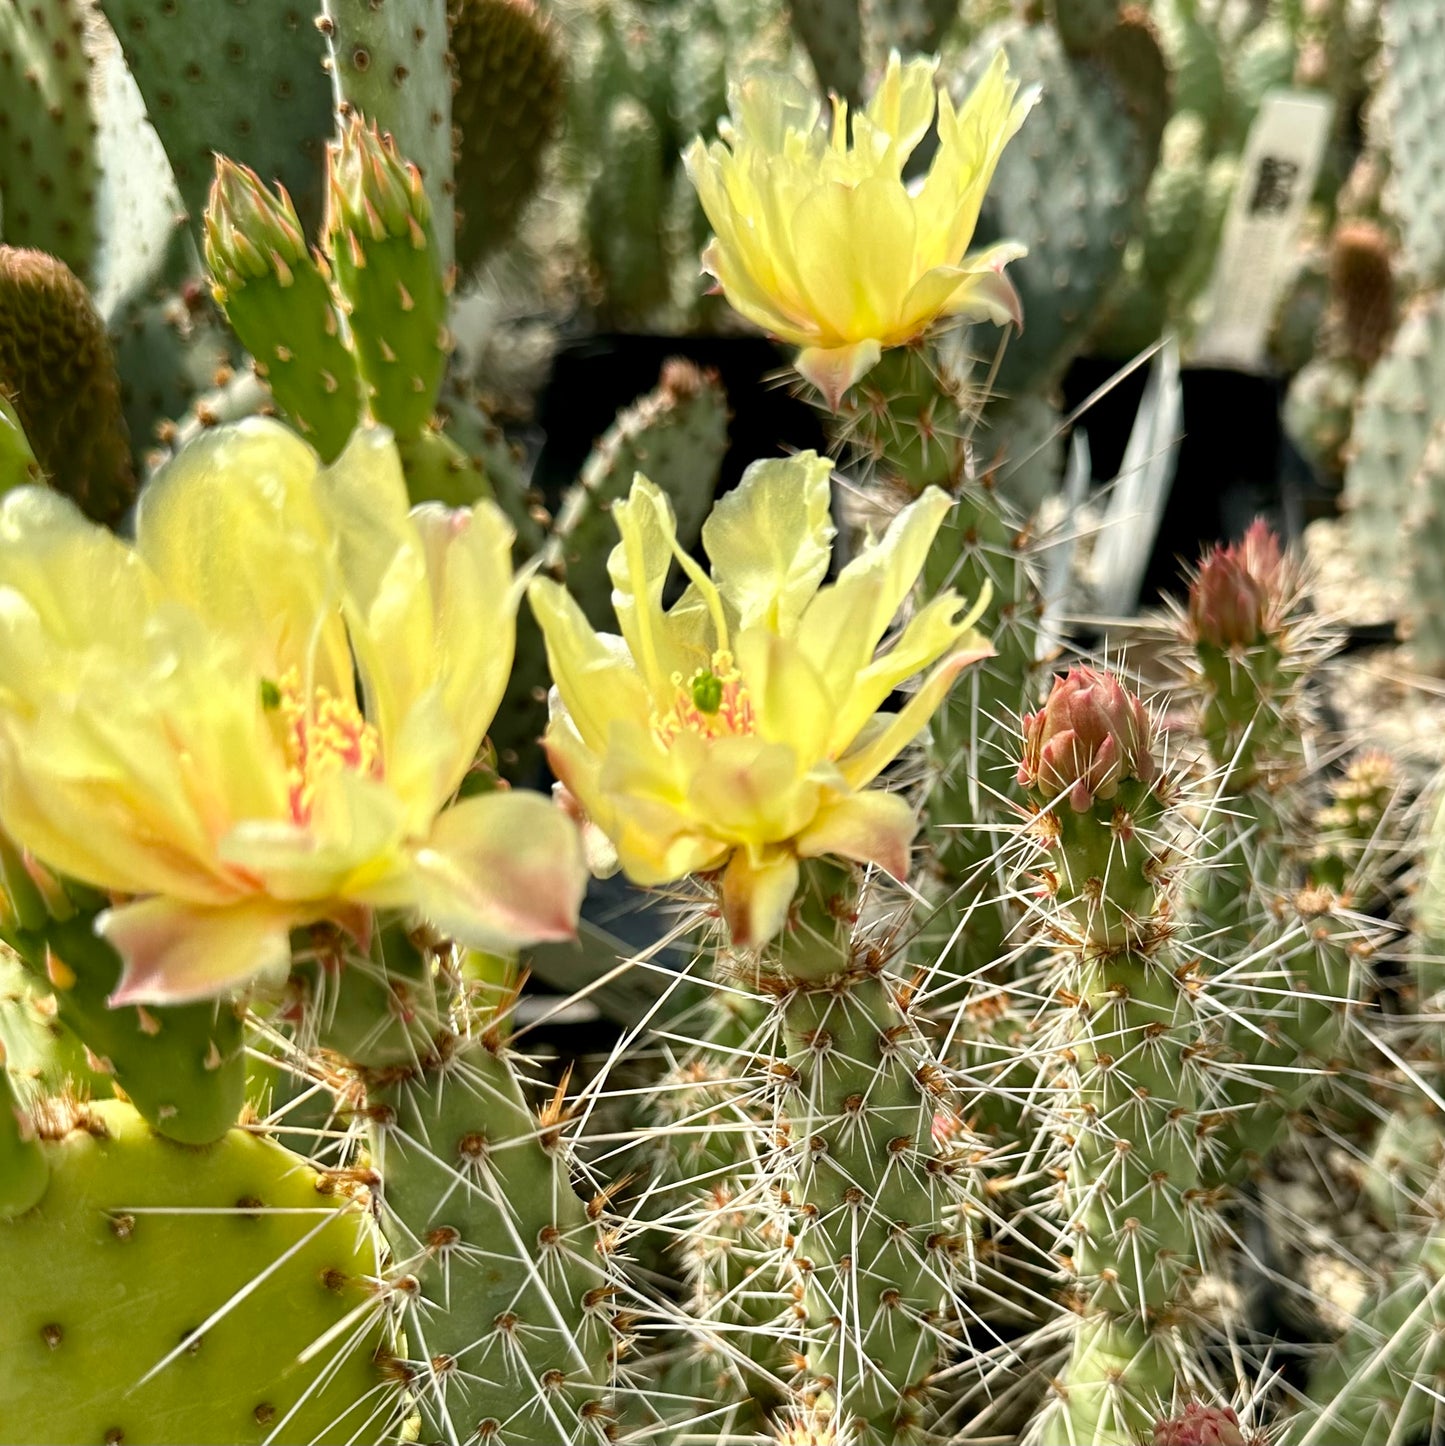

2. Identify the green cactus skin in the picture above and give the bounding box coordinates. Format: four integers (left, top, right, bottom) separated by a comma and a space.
747, 861, 993, 1442
960, 16, 1165, 398
1285, 1225, 1445, 1446
0, 246, 135, 525
1046, 0, 1120, 56
552, 358, 729, 627
205, 159, 363, 464
1154, 0, 1226, 137
449, 0, 566, 276
1282, 355, 1361, 481
0, 1068, 48, 1219
0, 949, 112, 1104
0, 392, 43, 494
1016, 682, 1210, 1446
787, 0, 863, 102
0, 1098, 385, 1444
585, 96, 672, 328
1381, 0, 1445, 288
863, 0, 959, 64
0, 0, 99, 280
2, 908, 245, 1147
1345, 292, 1445, 590
367, 1043, 620, 1443
321, 0, 455, 273
919, 476, 1044, 990
304, 930, 623, 1443
395, 426, 495, 507
1223, 19, 1296, 150
98, 0, 334, 241
1404, 419, 1445, 676
326, 116, 450, 445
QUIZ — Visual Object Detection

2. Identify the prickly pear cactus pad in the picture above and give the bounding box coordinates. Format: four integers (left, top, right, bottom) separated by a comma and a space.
0, 1099, 385, 1446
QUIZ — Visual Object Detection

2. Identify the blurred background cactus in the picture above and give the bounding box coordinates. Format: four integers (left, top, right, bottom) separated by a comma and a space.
7, 2, 1445, 1445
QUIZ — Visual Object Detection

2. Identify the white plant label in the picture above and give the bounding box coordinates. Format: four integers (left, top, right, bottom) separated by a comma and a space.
1193, 91, 1335, 372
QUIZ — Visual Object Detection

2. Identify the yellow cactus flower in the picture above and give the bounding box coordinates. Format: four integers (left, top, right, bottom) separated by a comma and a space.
0, 419, 586, 1004
529, 452, 991, 948
684, 51, 1037, 409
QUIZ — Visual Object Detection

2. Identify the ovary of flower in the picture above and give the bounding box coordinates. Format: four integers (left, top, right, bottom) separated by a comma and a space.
684, 50, 1037, 409
529, 450, 993, 949
269, 668, 384, 826
0, 419, 588, 1005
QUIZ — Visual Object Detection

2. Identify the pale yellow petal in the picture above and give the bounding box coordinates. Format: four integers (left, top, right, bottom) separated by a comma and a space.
683, 734, 818, 847
827, 591, 980, 755
794, 788, 915, 881
0, 486, 163, 668
862, 52, 940, 159
837, 640, 992, 788
101, 896, 296, 1006
529, 578, 652, 754
408, 501, 519, 806
796, 485, 954, 700
311, 426, 436, 783
720, 847, 799, 949
412, 791, 588, 948
702, 453, 834, 634
734, 627, 833, 764
788, 176, 918, 341
608, 476, 709, 695
136, 418, 353, 694
218, 771, 408, 903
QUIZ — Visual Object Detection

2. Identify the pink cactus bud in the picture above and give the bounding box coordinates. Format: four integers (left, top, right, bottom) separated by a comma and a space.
1188, 520, 1286, 649
1153, 1403, 1246, 1446
1017, 666, 1158, 811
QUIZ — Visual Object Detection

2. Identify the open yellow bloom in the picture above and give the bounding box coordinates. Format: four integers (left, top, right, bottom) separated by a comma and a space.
684, 51, 1037, 409
529, 452, 991, 948
0, 419, 586, 1004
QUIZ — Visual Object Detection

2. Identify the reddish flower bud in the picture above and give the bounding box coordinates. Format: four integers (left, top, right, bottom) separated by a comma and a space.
1153, 1402, 1246, 1446
1187, 520, 1286, 650
1018, 666, 1158, 812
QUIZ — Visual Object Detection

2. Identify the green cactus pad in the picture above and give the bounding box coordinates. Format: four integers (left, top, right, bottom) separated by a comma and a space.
206, 158, 363, 463
787, 0, 863, 101
553, 357, 728, 626
0, 1069, 48, 1220
1404, 418, 1445, 675
0, 393, 43, 495
0, 1098, 385, 1444
0, 0, 100, 280
962, 18, 1164, 397
0, 246, 135, 525
1046, 0, 1120, 56
586, 96, 671, 327
1382, 0, 1445, 287
1345, 291, 1445, 589
98, 0, 334, 240
321, 0, 455, 273
4, 914, 245, 1147
450, 0, 566, 275
1283, 355, 1361, 481
326, 117, 450, 444
367, 1037, 618, 1443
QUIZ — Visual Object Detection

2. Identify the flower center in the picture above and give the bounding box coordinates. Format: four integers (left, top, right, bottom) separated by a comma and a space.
654, 650, 755, 746
264, 668, 383, 825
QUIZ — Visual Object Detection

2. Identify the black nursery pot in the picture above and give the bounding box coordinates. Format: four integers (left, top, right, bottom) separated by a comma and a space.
531, 332, 829, 507
1062, 358, 1293, 607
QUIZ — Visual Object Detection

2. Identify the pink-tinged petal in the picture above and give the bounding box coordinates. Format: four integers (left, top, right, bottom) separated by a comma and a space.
720, 847, 800, 949
944, 247, 1027, 330
411, 791, 588, 950
101, 896, 296, 1006
796, 339, 884, 412
794, 789, 916, 882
